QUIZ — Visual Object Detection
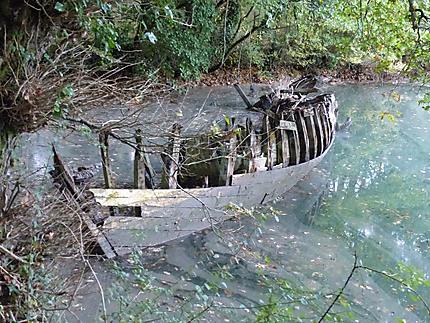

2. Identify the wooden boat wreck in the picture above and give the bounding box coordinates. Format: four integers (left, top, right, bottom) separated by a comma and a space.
52, 77, 339, 257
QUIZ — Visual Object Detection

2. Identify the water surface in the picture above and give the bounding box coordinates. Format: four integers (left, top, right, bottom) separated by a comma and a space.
19, 84, 430, 322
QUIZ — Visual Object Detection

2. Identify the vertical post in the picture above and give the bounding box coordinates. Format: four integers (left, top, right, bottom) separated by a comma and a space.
305, 109, 317, 159
314, 107, 324, 156
99, 131, 112, 189
291, 114, 301, 165
248, 125, 258, 172
298, 111, 310, 162
280, 113, 290, 167
246, 118, 257, 173
265, 115, 277, 169
168, 123, 182, 189
225, 128, 237, 185
134, 129, 145, 216
99, 131, 115, 216
319, 109, 330, 151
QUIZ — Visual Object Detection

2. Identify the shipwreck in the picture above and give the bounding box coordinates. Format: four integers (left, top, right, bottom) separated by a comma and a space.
51, 76, 340, 257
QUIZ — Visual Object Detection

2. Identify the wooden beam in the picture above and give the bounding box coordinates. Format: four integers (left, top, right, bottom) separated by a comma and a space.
134, 129, 146, 189
304, 109, 317, 159
52, 145, 77, 195
225, 129, 237, 185
291, 114, 300, 165
298, 111, 310, 162
319, 108, 330, 151
99, 132, 113, 189
134, 129, 145, 216
52, 146, 116, 258
313, 107, 324, 157
164, 123, 182, 189
280, 113, 290, 167
265, 115, 277, 169
247, 118, 258, 172
233, 84, 253, 109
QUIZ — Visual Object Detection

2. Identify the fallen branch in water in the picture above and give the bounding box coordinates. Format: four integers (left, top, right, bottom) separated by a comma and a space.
318, 251, 358, 322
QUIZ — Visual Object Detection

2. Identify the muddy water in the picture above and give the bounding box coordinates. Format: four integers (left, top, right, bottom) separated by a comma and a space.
19, 84, 430, 322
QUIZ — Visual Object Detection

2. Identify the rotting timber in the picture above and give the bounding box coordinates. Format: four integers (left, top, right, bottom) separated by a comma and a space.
63, 76, 339, 257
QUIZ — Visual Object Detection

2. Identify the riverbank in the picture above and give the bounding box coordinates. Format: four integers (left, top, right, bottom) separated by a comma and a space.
188, 63, 409, 88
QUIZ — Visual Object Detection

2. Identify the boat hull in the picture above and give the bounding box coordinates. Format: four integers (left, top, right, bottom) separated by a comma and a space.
90, 141, 333, 256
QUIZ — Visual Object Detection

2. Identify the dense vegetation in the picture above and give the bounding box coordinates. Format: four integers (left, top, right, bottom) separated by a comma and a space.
1, 0, 430, 131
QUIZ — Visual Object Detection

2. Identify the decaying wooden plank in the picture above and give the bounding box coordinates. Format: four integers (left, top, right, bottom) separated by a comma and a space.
165, 123, 182, 189
320, 109, 330, 151
278, 120, 298, 131
313, 108, 324, 156
291, 114, 301, 165
82, 215, 116, 259
264, 115, 277, 169
247, 118, 258, 172
225, 130, 237, 185
52, 146, 116, 258
90, 185, 244, 203
233, 84, 253, 109
231, 143, 331, 186
52, 145, 77, 195
101, 208, 229, 255
99, 132, 113, 189
298, 111, 310, 162
249, 128, 258, 172
134, 129, 145, 216
134, 129, 146, 189
279, 113, 290, 167
305, 110, 318, 159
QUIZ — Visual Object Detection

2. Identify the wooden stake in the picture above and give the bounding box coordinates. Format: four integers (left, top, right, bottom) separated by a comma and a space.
280, 114, 290, 167
168, 123, 182, 189
99, 131, 112, 189
99, 131, 115, 216
265, 115, 277, 169
134, 129, 145, 216
246, 118, 257, 172
225, 130, 237, 185
248, 126, 258, 172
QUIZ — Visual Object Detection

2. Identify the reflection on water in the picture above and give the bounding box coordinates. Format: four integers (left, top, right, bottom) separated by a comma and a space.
20, 84, 430, 321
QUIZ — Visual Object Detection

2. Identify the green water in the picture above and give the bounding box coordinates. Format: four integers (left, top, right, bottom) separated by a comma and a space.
82, 84, 428, 323
166, 84, 429, 322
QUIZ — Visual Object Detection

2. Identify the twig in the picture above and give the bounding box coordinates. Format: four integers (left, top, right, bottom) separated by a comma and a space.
0, 245, 29, 264
357, 265, 430, 315
318, 251, 430, 322
187, 301, 214, 322
318, 251, 358, 322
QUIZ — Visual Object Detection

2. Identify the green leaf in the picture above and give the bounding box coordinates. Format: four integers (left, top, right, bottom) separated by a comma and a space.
54, 2, 65, 12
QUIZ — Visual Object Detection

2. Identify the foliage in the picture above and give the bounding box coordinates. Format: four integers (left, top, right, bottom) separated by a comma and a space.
2, 0, 430, 127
